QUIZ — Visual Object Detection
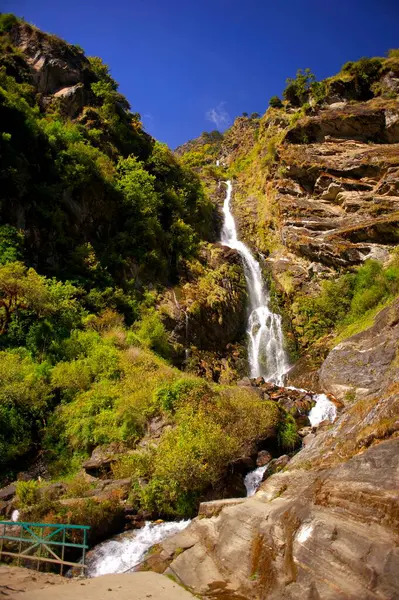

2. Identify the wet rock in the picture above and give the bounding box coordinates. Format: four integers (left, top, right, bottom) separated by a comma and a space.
256, 450, 273, 467
298, 426, 312, 437
262, 455, 290, 481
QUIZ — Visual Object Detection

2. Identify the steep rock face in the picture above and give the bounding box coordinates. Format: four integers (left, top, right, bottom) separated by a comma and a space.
9, 22, 95, 111
278, 125, 399, 269
320, 297, 399, 401
143, 439, 399, 600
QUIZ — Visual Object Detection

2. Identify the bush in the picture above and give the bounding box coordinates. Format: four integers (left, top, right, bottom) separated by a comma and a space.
0, 13, 18, 33
131, 309, 170, 358
269, 96, 283, 109
16, 480, 41, 507
283, 69, 317, 107
0, 350, 52, 465
295, 256, 399, 347
388, 49, 399, 59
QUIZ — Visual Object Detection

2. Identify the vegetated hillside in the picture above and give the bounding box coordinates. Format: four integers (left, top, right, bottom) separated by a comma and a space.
179, 53, 399, 378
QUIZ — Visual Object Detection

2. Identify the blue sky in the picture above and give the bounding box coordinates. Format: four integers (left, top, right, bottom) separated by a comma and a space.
3, 0, 399, 148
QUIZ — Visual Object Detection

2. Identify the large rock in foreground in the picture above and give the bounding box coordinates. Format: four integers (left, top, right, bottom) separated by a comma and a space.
143, 439, 399, 599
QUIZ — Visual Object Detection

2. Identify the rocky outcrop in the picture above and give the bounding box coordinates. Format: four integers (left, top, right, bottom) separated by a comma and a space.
320, 297, 399, 401
9, 21, 95, 109
145, 439, 399, 599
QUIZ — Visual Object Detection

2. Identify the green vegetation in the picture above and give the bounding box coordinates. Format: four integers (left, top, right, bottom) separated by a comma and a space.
269, 96, 283, 109
293, 253, 399, 348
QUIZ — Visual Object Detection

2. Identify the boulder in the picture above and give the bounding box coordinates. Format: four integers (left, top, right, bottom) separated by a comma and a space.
53, 83, 87, 117
256, 450, 273, 467
0, 484, 16, 502
262, 455, 290, 481
82, 445, 123, 477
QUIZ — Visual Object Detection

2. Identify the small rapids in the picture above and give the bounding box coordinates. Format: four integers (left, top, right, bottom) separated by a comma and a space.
244, 394, 337, 497
244, 465, 269, 496
87, 520, 190, 577
308, 393, 337, 427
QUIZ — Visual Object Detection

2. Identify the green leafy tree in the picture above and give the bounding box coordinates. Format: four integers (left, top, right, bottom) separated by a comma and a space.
283, 68, 317, 106
269, 96, 283, 109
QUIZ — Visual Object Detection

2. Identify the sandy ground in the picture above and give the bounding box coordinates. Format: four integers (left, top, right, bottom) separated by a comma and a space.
0, 567, 196, 599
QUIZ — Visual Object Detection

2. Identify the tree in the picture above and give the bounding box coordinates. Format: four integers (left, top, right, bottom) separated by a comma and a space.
0, 262, 50, 334
250, 112, 261, 119
283, 69, 316, 107
269, 96, 283, 109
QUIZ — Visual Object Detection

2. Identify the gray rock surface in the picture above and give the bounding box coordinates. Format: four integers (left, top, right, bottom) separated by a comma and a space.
320, 298, 399, 401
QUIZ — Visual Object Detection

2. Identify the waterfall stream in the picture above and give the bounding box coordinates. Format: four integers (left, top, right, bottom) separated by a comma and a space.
87, 179, 338, 573
221, 180, 290, 385
87, 520, 190, 577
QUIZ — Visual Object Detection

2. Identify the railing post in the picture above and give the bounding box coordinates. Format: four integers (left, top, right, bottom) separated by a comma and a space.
82, 528, 87, 576
0, 522, 4, 561
37, 527, 43, 571
61, 527, 66, 576
18, 524, 22, 566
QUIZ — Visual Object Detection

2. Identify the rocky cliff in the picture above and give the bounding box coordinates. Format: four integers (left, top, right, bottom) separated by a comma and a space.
145, 56, 399, 598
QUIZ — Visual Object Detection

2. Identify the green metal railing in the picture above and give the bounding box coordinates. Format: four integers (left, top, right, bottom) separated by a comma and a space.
0, 520, 90, 575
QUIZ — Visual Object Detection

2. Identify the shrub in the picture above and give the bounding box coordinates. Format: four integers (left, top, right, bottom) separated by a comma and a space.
388, 49, 399, 59
0, 13, 18, 33
295, 256, 399, 347
283, 69, 317, 107
16, 480, 41, 507
278, 414, 300, 450
269, 96, 283, 109
131, 309, 170, 358
0, 350, 52, 465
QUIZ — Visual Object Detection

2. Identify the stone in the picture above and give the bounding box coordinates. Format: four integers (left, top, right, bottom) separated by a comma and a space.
53, 83, 87, 118
298, 426, 312, 437
0, 484, 16, 502
262, 455, 290, 481
149, 440, 399, 599
320, 297, 399, 401
82, 445, 123, 477
256, 450, 272, 467
198, 498, 246, 518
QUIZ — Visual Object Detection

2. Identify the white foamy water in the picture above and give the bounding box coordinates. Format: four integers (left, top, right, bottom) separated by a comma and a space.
11, 509, 20, 522
244, 465, 269, 496
87, 520, 190, 577
308, 393, 337, 426
221, 180, 290, 385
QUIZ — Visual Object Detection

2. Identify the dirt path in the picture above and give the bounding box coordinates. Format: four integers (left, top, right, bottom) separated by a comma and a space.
0, 567, 196, 599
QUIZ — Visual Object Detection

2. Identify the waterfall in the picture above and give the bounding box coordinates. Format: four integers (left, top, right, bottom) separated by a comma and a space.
221, 180, 289, 384
87, 520, 190, 577
244, 465, 269, 496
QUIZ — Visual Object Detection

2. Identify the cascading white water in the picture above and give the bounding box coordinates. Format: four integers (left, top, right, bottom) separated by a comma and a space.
87, 520, 190, 577
221, 180, 290, 384
244, 465, 269, 496
308, 393, 337, 426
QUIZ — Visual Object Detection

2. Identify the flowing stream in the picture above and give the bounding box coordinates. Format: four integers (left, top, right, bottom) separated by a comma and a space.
87, 520, 190, 577
221, 180, 290, 385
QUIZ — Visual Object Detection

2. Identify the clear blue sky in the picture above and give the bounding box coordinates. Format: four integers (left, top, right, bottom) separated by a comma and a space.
3, 0, 399, 148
